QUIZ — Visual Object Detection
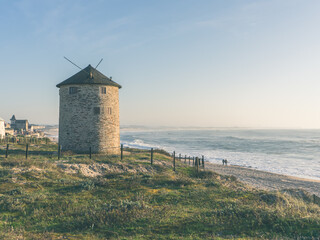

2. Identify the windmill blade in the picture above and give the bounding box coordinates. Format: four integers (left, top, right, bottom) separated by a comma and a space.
63, 56, 89, 74
95, 58, 103, 70
64, 56, 82, 70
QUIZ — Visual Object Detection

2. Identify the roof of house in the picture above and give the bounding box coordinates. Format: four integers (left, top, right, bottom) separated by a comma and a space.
15, 120, 28, 123
56, 65, 122, 88
10, 115, 16, 121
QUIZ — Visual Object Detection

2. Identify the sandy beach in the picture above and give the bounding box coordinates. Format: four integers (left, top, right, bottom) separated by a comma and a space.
205, 162, 320, 197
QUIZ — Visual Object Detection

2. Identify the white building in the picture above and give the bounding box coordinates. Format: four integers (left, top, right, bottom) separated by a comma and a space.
0, 117, 5, 139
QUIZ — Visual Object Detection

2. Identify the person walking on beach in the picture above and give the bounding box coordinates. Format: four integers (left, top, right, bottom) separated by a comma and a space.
222, 159, 225, 165
225, 159, 228, 166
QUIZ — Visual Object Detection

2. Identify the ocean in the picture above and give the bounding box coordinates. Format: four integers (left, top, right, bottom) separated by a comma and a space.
120, 128, 320, 181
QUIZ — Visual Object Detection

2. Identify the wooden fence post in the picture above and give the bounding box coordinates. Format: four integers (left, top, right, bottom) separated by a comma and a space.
179, 153, 181, 161
202, 155, 205, 169
89, 147, 92, 159
5, 144, 9, 158
151, 148, 153, 165
193, 156, 195, 166
173, 151, 176, 171
196, 157, 199, 173
58, 144, 61, 160
26, 144, 29, 159
189, 156, 190, 165
120, 144, 123, 161
185, 155, 186, 163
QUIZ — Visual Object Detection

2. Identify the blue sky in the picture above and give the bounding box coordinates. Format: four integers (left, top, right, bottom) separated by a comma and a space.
1, 0, 320, 128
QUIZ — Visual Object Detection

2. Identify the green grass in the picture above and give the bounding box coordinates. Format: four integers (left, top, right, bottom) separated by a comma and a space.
0, 143, 319, 239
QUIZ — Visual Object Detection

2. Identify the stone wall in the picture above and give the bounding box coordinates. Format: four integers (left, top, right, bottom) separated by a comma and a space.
59, 84, 120, 154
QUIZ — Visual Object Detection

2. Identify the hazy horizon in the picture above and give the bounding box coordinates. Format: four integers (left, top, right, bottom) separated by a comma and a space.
10, 123, 320, 131
1, 0, 320, 129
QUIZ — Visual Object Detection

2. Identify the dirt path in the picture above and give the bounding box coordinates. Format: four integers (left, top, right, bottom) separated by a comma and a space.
205, 162, 320, 197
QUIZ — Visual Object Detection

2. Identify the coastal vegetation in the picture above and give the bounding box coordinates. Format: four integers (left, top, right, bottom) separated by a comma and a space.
0, 142, 319, 239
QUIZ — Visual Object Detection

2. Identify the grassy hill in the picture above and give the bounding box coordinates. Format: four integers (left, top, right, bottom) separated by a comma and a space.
0, 142, 319, 239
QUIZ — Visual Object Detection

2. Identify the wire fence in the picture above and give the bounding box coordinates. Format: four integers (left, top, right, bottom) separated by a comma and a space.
0, 141, 206, 172
0, 136, 50, 145
2, 139, 320, 205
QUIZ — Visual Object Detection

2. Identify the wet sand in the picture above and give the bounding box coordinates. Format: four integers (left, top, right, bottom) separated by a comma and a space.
205, 162, 320, 197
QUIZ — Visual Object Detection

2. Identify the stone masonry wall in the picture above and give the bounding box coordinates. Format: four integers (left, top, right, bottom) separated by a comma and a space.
59, 84, 120, 154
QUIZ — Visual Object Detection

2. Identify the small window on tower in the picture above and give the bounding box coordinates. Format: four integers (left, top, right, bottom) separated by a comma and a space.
69, 87, 78, 94
101, 87, 106, 94
107, 107, 112, 115
94, 107, 100, 115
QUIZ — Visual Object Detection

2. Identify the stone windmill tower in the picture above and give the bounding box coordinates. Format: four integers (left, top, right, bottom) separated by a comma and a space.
56, 64, 121, 154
